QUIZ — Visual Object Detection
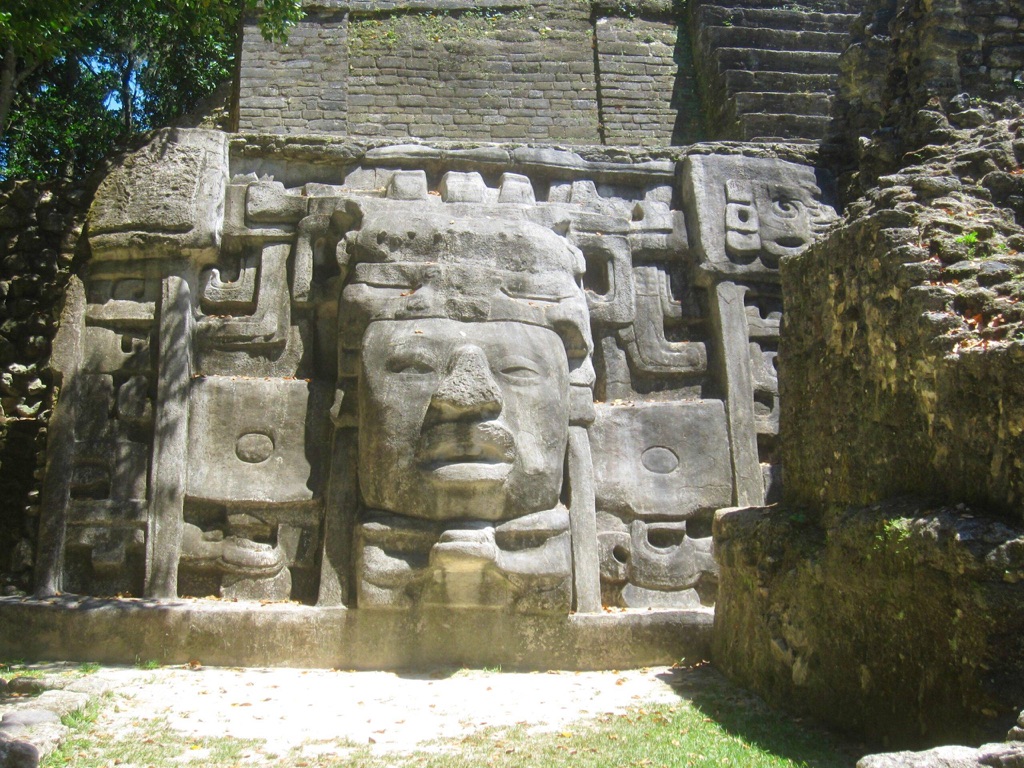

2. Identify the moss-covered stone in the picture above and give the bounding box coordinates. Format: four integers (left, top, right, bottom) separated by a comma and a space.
782, 113, 1024, 523
0, 180, 92, 594
713, 500, 1024, 748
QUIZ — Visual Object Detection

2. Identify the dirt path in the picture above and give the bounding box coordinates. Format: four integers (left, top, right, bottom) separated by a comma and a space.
83, 665, 682, 760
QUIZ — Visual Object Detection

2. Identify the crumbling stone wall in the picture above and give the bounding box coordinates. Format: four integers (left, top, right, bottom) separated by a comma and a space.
712, 25, 1024, 749
784, 112, 1024, 520
714, 500, 1024, 748
0, 181, 90, 593
902, 0, 1024, 107
831, 0, 1024, 194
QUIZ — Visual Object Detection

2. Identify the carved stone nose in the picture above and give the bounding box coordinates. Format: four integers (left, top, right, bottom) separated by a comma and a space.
428, 345, 503, 420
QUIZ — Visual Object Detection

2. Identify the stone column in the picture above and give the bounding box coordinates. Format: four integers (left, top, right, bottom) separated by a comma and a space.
318, 429, 357, 607
711, 280, 764, 508
568, 426, 601, 613
145, 275, 193, 598
34, 277, 86, 596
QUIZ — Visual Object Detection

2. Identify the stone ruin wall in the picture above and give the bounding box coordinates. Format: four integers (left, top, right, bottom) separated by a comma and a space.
710, 0, 1024, 750
22, 128, 836, 616
2, 0, 1024, 749
236, 0, 866, 145
0, 182, 93, 594
832, 0, 1024, 192
236, 0, 700, 146
0, 0, 869, 595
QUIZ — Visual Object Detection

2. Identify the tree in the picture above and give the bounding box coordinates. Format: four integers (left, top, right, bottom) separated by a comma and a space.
0, 0, 302, 180
0, 3, 94, 150
0, 55, 123, 180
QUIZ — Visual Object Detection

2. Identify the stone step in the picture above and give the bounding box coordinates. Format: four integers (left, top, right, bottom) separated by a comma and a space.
714, 47, 841, 75
698, 0, 866, 14
723, 69, 838, 93
0, 596, 715, 670
739, 112, 833, 140
733, 90, 834, 115
701, 25, 850, 54
697, 4, 860, 34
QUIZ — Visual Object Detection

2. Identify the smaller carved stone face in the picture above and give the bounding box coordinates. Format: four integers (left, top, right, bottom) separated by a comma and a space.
725, 180, 824, 268
358, 318, 570, 521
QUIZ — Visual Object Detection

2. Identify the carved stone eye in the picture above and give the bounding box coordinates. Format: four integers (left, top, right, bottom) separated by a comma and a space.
236, 433, 274, 464
386, 354, 435, 375
641, 446, 680, 474
495, 356, 542, 381
772, 197, 801, 217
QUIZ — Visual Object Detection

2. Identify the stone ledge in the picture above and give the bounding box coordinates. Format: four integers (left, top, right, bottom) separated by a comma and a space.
0, 597, 712, 671
857, 741, 1024, 768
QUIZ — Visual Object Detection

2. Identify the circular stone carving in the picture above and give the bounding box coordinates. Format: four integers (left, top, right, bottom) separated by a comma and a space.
641, 446, 679, 474
235, 432, 274, 463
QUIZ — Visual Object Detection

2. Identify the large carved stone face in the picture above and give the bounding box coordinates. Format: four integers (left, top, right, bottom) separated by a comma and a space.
358, 318, 569, 521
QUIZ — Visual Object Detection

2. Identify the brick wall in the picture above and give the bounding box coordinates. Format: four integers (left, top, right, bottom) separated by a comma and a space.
596, 16, 702, 146
237, 7, 349, 134
346, 5, 598, 142
236, 0, 704, 146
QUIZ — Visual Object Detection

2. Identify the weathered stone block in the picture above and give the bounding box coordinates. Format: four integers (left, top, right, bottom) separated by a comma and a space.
187, 376, 327, 505
438, 171, 486, 202
682, 155, 838, 282
591, 401, 732, 520
714, 500, 1024, 747
88, 129, 227, 261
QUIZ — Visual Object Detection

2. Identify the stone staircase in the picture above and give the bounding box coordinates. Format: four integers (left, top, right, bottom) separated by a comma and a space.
694, 0, 866, 141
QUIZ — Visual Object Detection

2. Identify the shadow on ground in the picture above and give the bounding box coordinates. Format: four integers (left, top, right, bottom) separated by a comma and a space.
658, 664, 865, 768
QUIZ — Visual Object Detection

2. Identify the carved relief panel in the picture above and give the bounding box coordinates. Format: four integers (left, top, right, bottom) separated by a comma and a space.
36, 131, 836, 615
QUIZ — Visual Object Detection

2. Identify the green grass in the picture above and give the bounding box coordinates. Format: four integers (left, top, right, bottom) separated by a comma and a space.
2, 659, 108, 685
61, 695, 106, 730
43, 713, 264, 768
356, 669, 857, 768
955, 230, 980, 257
337, 703, 855, 768
42, 697, 104, 767
453, 664, 503, 676
36, 665, 857, 768
0, 659, 44, 680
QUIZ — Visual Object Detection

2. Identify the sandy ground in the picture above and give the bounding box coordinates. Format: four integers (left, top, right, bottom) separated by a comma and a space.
79, 664, 684, 759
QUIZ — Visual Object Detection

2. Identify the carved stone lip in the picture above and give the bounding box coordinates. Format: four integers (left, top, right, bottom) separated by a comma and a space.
763, 237, 807, 256
216, 537, 285, 577
416, 422, 516, 471
425, 462, 513, 484
430, 528, 499, 568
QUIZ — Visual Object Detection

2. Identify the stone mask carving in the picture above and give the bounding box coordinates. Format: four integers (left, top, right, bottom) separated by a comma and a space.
38, 137, 839, 623
682, 155, 838, 281
723, 179, 830, 268
358, 318, 569, 521
340, 200, 592, 611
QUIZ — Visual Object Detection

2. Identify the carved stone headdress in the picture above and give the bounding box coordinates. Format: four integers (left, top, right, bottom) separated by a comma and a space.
338, 202, 593, 364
